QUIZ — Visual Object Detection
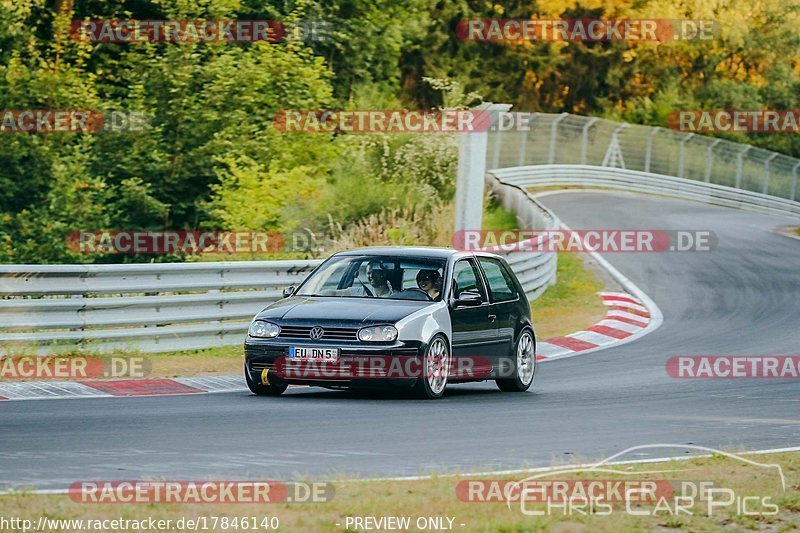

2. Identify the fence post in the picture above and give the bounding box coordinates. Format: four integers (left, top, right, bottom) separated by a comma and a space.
763, 153, 778, 195
454, 103, 512, 233
581, 117, 598, 165
792, 162, 800, 202
736, 146, 751, 189
678, 133, 694, 178
548, 113, 568, 164
705, 139, 721, 182
645, 127, 660, 173
602, 123, 628, 168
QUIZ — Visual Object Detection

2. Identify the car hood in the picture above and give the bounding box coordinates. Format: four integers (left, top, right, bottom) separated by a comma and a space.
255, 296, 434, 326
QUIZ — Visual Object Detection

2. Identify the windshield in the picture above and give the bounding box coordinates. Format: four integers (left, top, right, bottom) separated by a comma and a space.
297, 255, 447, 301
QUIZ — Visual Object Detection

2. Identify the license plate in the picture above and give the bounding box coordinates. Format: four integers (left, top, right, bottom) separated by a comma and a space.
289, 346, 340, 363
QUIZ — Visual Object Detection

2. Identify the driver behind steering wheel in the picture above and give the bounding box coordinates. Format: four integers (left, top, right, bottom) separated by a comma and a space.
364, 260, 395, 297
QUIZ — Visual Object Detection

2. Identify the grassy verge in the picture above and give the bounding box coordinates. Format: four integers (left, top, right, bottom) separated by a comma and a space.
482, 201, 519, 231
130, 346, 243, 378
773, 226, 800, 241
2, 452, 797, 532
532, 252, 607, 340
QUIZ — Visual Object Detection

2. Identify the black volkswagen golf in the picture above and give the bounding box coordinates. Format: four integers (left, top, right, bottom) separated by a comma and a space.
244, 247, 535, 399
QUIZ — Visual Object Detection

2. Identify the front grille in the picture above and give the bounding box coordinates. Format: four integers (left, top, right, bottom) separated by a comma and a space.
249, 361, 274, 373
278, 326, 359, 341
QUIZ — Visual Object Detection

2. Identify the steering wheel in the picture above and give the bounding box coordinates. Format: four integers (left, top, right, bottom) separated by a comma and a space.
358, 279, 374, 297
403, 288, 432, 300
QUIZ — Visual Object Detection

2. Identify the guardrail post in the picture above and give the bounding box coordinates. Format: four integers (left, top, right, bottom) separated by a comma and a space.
678, 133, 694, 178
517, 126, 528, 167
735, 146, 751, 189
763, 153, 778, 194
705, 139, 721, 182
490, 126, 502, 170
548, 113, 568, 165
792, 162, 800, 202
455, 103, 512, 233
581, 117, 598, 165
645, 127, 660, 173
517, 112, 537, 167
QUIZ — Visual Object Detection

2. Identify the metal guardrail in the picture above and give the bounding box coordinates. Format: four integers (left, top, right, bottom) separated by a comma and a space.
486, 173, 559, 301
0, 180, 558, 354
0, 261, 320, 296
492, 165, 800, 218
0, 262, 321, 354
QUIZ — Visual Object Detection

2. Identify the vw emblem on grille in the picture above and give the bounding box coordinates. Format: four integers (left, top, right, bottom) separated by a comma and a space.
309, 326, 325, 340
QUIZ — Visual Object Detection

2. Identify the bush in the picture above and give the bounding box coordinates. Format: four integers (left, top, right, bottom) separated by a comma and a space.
311, 132, 458, 229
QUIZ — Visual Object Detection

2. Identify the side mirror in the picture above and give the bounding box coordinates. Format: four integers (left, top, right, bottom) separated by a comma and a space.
453, 291, 482, 308
283, 286, 296, 298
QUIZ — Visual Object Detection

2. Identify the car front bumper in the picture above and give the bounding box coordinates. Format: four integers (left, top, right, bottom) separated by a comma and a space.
244, 338, 426, 389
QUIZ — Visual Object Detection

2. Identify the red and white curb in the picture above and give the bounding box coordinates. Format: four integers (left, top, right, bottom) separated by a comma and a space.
536, 291, 651, 361
0, 376, 245, 401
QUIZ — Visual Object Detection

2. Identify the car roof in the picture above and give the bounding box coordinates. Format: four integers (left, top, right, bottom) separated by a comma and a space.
337, 246, 503, 261
338, 246, 457, 259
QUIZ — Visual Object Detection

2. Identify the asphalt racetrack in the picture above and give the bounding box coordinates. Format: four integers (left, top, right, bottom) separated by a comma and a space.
2, 191, 799, 490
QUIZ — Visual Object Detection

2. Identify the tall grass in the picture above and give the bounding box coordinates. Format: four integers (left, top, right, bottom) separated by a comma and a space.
328, 202, 455, 250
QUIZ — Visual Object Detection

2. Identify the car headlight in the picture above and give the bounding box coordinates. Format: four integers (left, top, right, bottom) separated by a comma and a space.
358, 325, 398, 342
249, 320, 281, 338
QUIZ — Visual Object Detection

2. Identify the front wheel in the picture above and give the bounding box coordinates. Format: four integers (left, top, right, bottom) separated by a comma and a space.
245, 364, 288, 396
496, 329, 536, 392
413, 335, 450, 399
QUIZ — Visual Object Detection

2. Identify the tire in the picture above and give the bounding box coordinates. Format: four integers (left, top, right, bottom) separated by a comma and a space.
413, 334, 450, 399
245, 364, 288, 396
496, 328, 536, 392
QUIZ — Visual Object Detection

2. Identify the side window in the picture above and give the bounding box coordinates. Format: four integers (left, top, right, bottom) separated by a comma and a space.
478, 257, 519, 302
451, 260, 487, 301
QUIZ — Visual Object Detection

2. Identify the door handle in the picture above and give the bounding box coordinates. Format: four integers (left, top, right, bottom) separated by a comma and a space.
487, 314, 497, 322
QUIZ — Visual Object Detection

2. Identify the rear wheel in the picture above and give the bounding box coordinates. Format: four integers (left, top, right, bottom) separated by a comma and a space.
245, 364, 288, 396
496, 329, 535, 392
413, 335, 449, 399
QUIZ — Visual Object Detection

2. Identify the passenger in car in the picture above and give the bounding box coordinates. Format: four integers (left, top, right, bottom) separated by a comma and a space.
416, 269, 442, 300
